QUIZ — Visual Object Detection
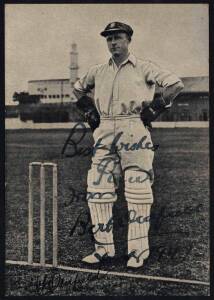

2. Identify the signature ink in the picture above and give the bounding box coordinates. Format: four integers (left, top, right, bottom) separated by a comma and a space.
61, 122, 158, 157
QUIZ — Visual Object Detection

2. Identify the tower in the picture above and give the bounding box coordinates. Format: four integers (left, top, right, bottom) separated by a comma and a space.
69, 43, 79, 86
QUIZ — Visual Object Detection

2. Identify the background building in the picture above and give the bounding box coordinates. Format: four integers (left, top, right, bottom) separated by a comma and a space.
28, 79, 72, 104
28, 43, 78, 103
156, 76, 209, 121
6, 43, 209, 122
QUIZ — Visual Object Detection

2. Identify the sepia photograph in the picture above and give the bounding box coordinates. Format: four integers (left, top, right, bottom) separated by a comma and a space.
4, 2, 210, 296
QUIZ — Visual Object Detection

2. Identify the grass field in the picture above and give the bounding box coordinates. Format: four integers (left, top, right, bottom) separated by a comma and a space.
5, 126, 209, 296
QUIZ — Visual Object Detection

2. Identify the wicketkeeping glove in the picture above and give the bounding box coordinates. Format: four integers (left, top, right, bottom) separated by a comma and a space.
85, 108, 100, 131
76, 95, 100, 131
140, 97, 170, 129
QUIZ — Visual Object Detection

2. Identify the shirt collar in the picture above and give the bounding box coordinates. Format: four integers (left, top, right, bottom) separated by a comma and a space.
109, 53, 137, 67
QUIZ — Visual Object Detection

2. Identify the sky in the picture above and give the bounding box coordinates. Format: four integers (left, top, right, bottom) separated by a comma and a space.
5, 3, 209, 105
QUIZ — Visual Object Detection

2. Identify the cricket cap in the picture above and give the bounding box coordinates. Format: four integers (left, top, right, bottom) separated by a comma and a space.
100, 22, 133, 38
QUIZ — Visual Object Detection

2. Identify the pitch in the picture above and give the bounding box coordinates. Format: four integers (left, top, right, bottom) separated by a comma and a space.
5, 127, 209, 296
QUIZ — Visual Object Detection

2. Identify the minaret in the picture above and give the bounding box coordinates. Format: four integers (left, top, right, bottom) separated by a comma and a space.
69, 43, 79, 86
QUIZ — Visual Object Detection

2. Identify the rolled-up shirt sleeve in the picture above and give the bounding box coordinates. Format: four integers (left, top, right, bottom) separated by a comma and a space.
145, 61, 184, 108
147, 61, 182, 88
73, 65, 98, 100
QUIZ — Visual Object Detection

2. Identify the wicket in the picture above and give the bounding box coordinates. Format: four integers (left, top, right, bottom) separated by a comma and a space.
6, 163, 210, 287
28, 162, 58, 267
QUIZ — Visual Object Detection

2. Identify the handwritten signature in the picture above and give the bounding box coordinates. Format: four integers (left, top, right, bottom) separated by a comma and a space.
27, 269, 106, 295
92, 156, 152, 186
68, 203, 203, 238
128, 243, 193, 263
61, 122, 159, 158
12, 240, 194, 295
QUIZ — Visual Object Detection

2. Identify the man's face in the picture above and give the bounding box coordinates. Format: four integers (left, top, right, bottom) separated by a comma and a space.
106, 32, 130, 57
